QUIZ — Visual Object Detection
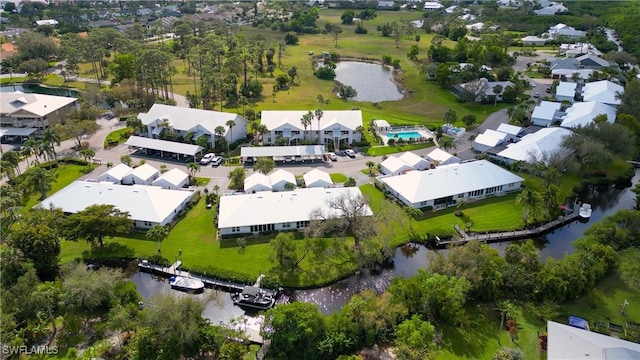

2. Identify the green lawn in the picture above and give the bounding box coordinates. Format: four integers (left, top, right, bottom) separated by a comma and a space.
104, 127, 133, 148
1, 76, 27, 84
329, 173, 348, 183
367, 142, 434, 156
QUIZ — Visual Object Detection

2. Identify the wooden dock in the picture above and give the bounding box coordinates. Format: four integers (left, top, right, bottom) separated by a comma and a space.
137, 260, 277, 296
438, 212, 581, 247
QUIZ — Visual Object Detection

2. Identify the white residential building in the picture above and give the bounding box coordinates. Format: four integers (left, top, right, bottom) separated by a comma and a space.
244, 173, 272, 193
122, 163, 159, 185
531, 101, 563, 127
473, 129, 508, 152
548, 23, 586, 40
398, 152, 430, 171
426, 148, 461, 166
560, 101, 617, 128
97, 164, 133, 184
152, 168, 189, 190
496, 123, 523, 142
217, 187, 373, 236
39, 181, 195, 229
560, 42, 603, 57
268, 169, 296, 191
423, 1, 444, 11
303, 169, 333, 188
378, 160, 523, 209
522, 35, 548, 46
466, 22, 484, 32
372, 119, 391, 133
555, 82, 578, 103
495, 127, 572, 164
547, 321, 640, 360
453, 78, 515, 103
380, 156, 414, 176
260, 110, 363, 149
35, 19, 59, 27
138, 103, 248, 149
581, 80, 624, 105
534, 2, 568, 15
1, 92, 78, 132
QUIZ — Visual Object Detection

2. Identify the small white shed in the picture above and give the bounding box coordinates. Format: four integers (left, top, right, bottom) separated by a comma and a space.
244, 173, 272, 193
372, 119, 391, 133
269, 169, 296, 191
152, 168, 189, 190
473, 129, 508, 152
97, 163, 132, 184
122, 163, 159, 185
380, 156, 414, 176
303, 169, 333, 188
398, 152, 430, 171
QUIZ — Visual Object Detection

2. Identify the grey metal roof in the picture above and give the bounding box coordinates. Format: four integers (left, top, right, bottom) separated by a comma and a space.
0, 127, 37, 137
241, 145, 326, 158
125, 136, 204, 156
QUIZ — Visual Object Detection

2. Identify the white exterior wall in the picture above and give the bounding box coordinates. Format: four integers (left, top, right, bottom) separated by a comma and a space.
219, 221, 307, 236
271, 180, 296, 192
245, 183, 272, 193
97, 173, 122, 184
134, 191, 193, 228
123, 172, 159, 185
380, 162, 413, 176
264, 123, 362, 146
152, 177, 188, 190
306, 179, 333, 188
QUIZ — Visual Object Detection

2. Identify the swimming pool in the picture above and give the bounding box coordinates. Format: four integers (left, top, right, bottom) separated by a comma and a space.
387, 131, 422, 139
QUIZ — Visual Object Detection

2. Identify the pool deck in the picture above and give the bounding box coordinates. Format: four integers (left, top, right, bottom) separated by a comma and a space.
381, 126, 435, 145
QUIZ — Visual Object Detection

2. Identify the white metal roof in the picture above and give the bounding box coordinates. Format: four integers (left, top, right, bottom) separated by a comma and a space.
1, 92, 77, 117
474, 129, 508, 147
260, 110, 363, 131
552, 68, 593, 79
138, 103, 247, 137
303, 169, 333, 187
496, 123, 523, 136
556, 82, 577, 98
241, 145, 326, 158
381, 156, 413, 174
125, 136, 204, 156
127, 163, 159, 181
398, 152, 428, 168
497, 127, 572, 163
379, 160, 523, 204
39, 181, 193, 223
268, 169, 296, 186
547, 321, 640, 360
0, 127, 37, 136
244, 172, 272, 191
218, 187, 373, 228
531, 101, 562, 121
560, 101, 617, 128
426, 148, 459, 163
582, 80, 624, 105
153, 168, 188, 187
99, 163, 132, 181
373, 119, 391, 128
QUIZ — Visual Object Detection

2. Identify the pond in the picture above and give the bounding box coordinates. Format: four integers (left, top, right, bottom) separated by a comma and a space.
334, 61, 404, 103
132, 170, 638, 317
1, 83, 79, 97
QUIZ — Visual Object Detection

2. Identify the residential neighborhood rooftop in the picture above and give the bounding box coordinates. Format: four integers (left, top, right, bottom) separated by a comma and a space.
560, 101, 617, 128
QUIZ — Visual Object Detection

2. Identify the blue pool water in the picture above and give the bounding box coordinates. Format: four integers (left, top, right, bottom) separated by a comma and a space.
388, 131, 422, 139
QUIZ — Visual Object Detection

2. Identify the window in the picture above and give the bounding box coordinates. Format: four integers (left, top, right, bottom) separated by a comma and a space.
296, 221, 309, 229
324, 131, 332, 135
282, 223, 291, 229
341, 131, 349, 135
275, 131, 283, 136
267, 138, 271, 143
231, 227, 241, 233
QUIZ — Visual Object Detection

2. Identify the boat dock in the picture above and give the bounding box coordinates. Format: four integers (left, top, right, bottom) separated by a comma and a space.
137, 260, 277, 296
437, 208, 582, 248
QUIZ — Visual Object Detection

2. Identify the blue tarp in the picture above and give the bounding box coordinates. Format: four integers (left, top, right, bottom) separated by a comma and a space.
568, 315, 588, 329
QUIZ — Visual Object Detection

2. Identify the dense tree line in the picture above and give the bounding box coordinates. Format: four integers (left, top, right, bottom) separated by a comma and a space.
262, 209, 640, 359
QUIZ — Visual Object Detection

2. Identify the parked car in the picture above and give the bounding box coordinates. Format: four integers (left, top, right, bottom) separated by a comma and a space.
533, 92, 540, 98
530, 81, 537, 88
344, 149, 356, 158
327, 152, 338, 161
546, 86, 552, 93
210, 156, 223, 167
200, 153, 215, 164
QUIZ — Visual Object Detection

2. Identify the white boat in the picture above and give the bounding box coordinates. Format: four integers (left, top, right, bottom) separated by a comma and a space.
579, 203, 592, 219
169, 276, 205, 292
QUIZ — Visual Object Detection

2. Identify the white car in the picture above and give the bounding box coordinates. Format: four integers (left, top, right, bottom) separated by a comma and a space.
210, 156, 223, 167
200, 153, 215, 164
327, 152, 338, 161
344, 149, 356, 158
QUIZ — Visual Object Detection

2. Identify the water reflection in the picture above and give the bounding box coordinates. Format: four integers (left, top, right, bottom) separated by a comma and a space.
1, 84, 79, 97
334, 61, 404, 102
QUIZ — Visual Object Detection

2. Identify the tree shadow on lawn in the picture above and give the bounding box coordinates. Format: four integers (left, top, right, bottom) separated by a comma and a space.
439, 305, 501, 359
81, 242, 135, 260
218, 236, 271, 249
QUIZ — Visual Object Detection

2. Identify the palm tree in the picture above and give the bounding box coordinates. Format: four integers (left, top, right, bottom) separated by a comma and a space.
146, 224, 169, 254
493, 84, 503, 106
253, 123, 269, 145
301, 111, 313, 141
226, 119, 236, 144
21, 138, 39, 167
214, 125, 226, 154
403, 207, 422, 237
314, 109, 324, 144
439, 137, 456, 152
186, 162, 201, 180
25, 167, 57, 200
1, 151, 22, 178
42, 129, 61, 163
495, 300, 515, 346
515, 189, 541, 226
366, 160, 376, 175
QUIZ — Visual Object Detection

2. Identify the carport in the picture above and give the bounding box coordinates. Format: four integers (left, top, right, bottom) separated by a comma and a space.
0, 127, 38, 141
240, 145, 326, 164
125, 136, 204, 162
